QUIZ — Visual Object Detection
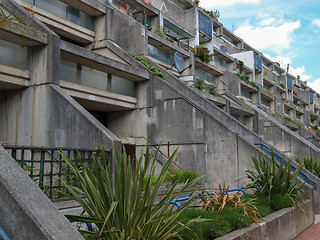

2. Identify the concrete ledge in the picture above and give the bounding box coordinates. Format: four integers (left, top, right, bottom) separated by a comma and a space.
0, 17, 48, 46
61, 41, 150, 81
217, 199, 314, 240
0, 145, 85, 240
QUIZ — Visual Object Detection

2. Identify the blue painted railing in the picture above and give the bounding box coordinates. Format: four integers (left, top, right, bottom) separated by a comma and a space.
199, 12, 212, 40
255, 143, 317, 190
254, 53, 262, 72
169, 186, 258, 209
310, 92, 314, 103
0, 226, 10, 240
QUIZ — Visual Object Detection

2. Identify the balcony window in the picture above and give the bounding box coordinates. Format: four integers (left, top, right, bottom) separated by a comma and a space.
213, 56, 227, 68
199, 12, 212, 40
148, 44, 173, 66
241, 89, 252, 100
261, 97, 270, 108
59, 59, 77, 82
27, 0, 95, 30
0, 39, 29, 70
59, 60, 135, 97
195, 68, 216, 84
111, 76, 136, 97
163, 19, 191, 51
168, 0, 188, 9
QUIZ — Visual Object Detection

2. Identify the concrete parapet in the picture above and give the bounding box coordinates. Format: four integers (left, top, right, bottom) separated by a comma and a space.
0, 144, 84, 240
216, 199, 314, 240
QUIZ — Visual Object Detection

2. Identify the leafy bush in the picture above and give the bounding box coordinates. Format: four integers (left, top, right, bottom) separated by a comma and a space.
284, 116, 303, 128
129, 53, 167, 80
61, 143, 203, 240
245, 154, 305, 208
249, 81, 259, 89
193, 46, 213, 64
165, 169, 200, 184
278, 83, 285, 89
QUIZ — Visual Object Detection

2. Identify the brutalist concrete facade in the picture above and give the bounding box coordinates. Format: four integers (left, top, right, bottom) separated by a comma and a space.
1, 0, 320, 212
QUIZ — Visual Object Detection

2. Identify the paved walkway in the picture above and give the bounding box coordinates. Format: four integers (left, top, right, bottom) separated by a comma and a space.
294, 215, 320, 240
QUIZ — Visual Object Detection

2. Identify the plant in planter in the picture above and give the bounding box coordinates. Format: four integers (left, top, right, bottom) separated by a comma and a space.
278, 83, 285, 89
193, 46, 213, 64
197, 183, 262, 223
245, 153, 305, 209
295, 154, 320, 178
208, 85, 216, 95
0, 8, 24, 23
193, 78, 205, 91
61, 143, 204, 239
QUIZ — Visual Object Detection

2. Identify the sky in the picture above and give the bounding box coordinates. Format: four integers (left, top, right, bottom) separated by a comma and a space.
199, 0, 320, 93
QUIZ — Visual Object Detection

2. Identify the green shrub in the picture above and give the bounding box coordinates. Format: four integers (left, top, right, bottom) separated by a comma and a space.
129, 53, 167, 80
61, 143, 203, 240
165, 169, 200, 184
249, 81, 259, 89
278, 83, 285, 89
178, 208, 232, 240
208, 85, 216, 95
193, 46, 213, 64
269, 194, 294, 211
245, 154, 305, 209
216, 208, 252, 230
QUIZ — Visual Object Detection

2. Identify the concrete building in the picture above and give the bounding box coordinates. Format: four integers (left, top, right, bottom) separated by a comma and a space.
1, 0, 320, 222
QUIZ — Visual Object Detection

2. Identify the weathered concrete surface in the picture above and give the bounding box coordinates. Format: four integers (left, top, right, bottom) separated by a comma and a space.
0, 145, 85, 240
217, 199, 314, 240
0, 84, 120, 150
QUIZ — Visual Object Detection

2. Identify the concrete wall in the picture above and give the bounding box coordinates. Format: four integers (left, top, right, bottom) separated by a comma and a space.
109, 5, 148, 55
108, 68, 265, 187
0, 145, 84, 240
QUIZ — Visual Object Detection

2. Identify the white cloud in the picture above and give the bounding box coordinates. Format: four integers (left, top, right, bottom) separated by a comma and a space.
200, 0, 260, 8
309, 79, 320, 93
312, 19, 320, 27
265, 54, 312, 81
234, 18, 300, 54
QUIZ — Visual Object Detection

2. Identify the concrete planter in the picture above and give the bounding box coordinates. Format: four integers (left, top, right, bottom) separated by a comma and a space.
216, 199, 314, 240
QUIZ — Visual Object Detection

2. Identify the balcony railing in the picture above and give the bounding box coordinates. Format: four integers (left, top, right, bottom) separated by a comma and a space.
199, 12, 212, 40
4, 146, 112, 200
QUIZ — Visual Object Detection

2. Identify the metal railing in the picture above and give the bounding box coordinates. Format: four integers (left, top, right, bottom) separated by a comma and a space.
255, 143, 317, 190
169, 186, 259, 209
4, 146, 112, 200
0, 225, 10, 240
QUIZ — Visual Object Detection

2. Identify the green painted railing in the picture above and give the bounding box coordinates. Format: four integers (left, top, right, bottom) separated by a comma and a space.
4, 146, 112, 200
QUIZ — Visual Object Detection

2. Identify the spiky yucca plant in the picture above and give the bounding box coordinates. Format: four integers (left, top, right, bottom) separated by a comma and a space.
245, 154, 305, 209
61, 143, 204, 240
295, 154, 320, 178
